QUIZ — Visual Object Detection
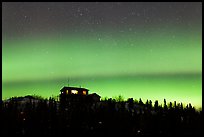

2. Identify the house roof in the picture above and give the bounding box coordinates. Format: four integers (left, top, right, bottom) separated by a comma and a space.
60, 86, 89, 91
6, 95, 37, 102
88, 93, 101, 97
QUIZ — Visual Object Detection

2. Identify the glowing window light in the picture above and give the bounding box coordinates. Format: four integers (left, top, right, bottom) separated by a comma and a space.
71, 90, 78, 94
83, 91, 86, 95
66, 90, 69, 94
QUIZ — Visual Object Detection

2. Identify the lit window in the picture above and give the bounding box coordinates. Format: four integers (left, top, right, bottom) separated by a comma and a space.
83, 91, 86, 95
66, 90, 69, 94
71, 90, 78, 94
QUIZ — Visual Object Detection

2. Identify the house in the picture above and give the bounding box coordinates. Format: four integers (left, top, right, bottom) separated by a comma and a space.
59, 86, 89, 108
60, 86, 89, 95
4, 95, 42, 110
88, 93, 101, 102
59, 86, 101, 110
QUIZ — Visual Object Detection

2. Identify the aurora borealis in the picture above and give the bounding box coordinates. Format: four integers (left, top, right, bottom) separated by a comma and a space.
2, 2, 202, 108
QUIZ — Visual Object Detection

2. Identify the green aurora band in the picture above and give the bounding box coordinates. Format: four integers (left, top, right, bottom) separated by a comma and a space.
2, 27, 202, 109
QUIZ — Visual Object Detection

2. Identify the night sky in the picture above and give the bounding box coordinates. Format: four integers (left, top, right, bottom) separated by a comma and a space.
2, 2, 202, 108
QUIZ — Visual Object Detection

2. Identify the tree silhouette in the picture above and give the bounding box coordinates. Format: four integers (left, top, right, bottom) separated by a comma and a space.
154, 100, 159, 110
115, 95, 124, 102
164, 99, 167, 110
1, 95, 202, 136
139, 98, 143, 106
169, 102, 173, 109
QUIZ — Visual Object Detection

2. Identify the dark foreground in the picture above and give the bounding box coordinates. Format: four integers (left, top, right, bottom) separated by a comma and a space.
1, 96, 202, 136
